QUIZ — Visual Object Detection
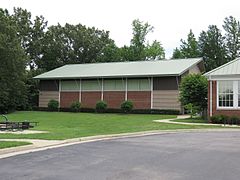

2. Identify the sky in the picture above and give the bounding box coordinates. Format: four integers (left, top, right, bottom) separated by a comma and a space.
2, 0, 240, 58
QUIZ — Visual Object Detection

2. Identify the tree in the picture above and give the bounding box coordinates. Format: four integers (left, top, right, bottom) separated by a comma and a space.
172, 30, 200, 59
130, 19, 153, 60
223, 16, 240, 60
39, 23, 114, 71
12, 7, 47, 70
179, 74, 208, 111
145, 40, 165, 60
198, 25, 228, 71
0, 9, 28, 113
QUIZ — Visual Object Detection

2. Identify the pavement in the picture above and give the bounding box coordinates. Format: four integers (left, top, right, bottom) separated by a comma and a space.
1, 131, 240, 180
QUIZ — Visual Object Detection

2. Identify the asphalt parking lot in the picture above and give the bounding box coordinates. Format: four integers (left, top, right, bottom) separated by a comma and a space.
1, 131, 240, 180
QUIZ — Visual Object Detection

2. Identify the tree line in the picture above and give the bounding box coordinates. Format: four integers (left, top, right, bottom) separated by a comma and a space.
0, 7, 164, 113
1, 7, 240, 113
172, 16, 240, 71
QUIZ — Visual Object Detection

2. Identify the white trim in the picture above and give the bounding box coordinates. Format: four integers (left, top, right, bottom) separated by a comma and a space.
150, 77, 153, 109
125, 78, 128, 100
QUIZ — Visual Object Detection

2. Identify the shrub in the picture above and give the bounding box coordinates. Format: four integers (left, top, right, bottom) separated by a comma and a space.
180, 74, 208, 111
184, 103, 199, 118
70, 101, 81, 112
210, 114, 229, 124
96, 101, 107, 113
48, 99, 59, 111
121, 100, 134, 113
230, 116, 240, 125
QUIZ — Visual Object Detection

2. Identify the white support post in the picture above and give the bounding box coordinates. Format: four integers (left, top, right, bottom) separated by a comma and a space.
151, 77, 153, 109
210, 78, 213, 117
79, 79, 82, 103
125, 78, 128, 100
58, 80, 61, 108
101, 78, 104, 101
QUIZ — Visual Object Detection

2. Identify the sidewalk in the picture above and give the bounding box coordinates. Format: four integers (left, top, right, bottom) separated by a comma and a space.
154, 115, 238, 127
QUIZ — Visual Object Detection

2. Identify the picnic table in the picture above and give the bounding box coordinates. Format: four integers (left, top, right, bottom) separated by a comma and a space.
0, 115, 38, 131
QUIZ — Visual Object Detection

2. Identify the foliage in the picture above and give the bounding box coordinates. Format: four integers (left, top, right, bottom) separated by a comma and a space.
198, 25, 228, 71
47, 99, 59, 111
184, 103, 199, 118
11, 7, 47, 70
70, 101, 81, 112
223, 16, 240, 60
0, 9, 28, 113
121, 100, 134, 113
145, 40, 165, 60
179, 74, 208, 110
210, 114, 229, 124
172, 30, 200, 59
95, 101, 107, 113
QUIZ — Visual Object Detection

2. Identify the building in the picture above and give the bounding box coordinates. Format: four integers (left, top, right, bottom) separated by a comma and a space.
205, 58, 240, 117
34, 58, 204, 111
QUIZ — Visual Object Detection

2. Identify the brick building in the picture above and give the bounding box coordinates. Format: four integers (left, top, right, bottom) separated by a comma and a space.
34, 58, 204, 112
205, 58, 240, 117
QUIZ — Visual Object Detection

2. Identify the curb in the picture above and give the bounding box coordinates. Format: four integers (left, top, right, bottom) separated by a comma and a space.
1, 128, 240, 159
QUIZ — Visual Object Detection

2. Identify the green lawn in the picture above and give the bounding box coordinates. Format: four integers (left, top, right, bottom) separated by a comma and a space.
0, 111, 226, 140
0, 141, 32, 149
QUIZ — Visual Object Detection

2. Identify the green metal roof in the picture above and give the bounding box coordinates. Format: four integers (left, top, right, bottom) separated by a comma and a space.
204, 58, 240, 78
34, 58, 203, 79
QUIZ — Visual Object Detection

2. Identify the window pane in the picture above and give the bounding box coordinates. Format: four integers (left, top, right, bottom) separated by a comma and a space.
82, 80, 101, 91
218, 81, 234, 107
61, 80, 80, 91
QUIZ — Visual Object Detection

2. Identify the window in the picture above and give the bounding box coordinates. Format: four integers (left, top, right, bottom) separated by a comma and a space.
103, 79, 125, 91
81, 79, 102, 91
217, 80, 240, 109
61, 80, 80, 91
127, 78, 151, 91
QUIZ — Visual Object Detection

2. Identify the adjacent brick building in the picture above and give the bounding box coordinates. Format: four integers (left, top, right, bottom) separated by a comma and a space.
205, 58, 240, 117
35, 58, 204, 111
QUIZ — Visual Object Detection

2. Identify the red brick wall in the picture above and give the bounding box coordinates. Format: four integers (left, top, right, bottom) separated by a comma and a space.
81, 92, 101, 108
209, 81, 240, 117
127, 91, 151, 109
103, 91, 125, 109
60, 92, 79, 108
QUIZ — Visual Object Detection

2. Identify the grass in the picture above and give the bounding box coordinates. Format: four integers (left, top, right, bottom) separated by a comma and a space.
0, 111, 227, 140
172, 117, 208, 123
0, 141, 32, 149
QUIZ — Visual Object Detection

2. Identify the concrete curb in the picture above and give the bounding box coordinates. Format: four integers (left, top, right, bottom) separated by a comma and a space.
1, 128, 240, 159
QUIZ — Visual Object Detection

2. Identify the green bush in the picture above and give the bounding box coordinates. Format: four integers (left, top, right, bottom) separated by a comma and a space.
210, 114, 228, 124
48, 99, 59, 111
96, 101, 107, 113
180, 74, 208, 111
70, 101, 81, 112
121, 100, 134, 113
230, 116, 240, 125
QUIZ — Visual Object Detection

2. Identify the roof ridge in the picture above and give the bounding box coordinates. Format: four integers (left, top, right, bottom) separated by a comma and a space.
63, 58, 202, 66
204, 58, 240, 76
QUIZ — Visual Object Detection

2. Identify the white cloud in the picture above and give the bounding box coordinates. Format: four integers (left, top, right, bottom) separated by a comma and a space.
2, 0, 240, 58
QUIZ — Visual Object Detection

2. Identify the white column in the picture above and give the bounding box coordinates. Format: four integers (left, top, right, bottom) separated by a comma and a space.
101, 78, 104, 101
210, 78, 212, 117
79, 79, 81, 103
150, 77, 153, 109
58, 80, 61, 108
125, 78, 128, 100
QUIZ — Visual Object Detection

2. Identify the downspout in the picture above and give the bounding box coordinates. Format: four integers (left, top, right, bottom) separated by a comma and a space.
101, 78, 104, 101
58, 80, 61, 109
125, 78, 128, 101
79, 79, 81, 103
150, 77, 153, 109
